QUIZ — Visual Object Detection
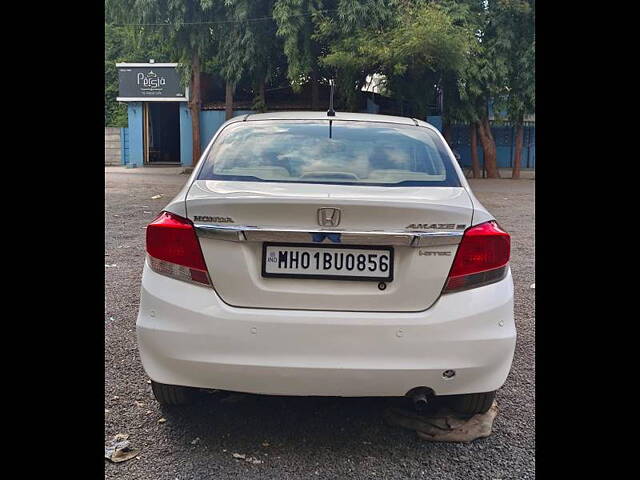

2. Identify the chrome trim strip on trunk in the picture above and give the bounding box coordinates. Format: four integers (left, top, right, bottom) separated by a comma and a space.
193, 224, 463, 247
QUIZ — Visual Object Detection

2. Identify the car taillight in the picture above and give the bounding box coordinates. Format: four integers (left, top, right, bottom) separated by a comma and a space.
443, 221, 510, 293
146, 211, 212, 287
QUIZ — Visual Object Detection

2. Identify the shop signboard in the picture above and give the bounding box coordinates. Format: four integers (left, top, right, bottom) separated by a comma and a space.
117, 63, 187, 101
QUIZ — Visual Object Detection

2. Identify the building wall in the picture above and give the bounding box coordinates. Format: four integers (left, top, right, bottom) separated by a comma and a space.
104, 127, 121, 165
426, 115, 443, 132
127, 102, 144, 167
179, 108, 255, 167
125, 102, 239, 167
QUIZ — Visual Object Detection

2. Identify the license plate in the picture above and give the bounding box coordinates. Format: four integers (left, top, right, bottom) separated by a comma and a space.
262, 243, 394, 281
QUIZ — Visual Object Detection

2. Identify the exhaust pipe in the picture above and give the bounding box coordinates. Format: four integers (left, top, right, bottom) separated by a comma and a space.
412, 391, 429, 411
407, 387, 434, 412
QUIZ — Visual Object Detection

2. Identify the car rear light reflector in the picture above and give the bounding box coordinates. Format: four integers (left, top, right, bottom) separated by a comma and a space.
146, 211, 212, 287
443, 221, 510, 293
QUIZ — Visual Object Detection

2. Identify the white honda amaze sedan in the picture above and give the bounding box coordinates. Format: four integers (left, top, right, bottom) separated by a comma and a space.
137, 111, 515, 415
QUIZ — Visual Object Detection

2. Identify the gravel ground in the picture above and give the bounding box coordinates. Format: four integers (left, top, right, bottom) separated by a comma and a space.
105, 167, 535, 479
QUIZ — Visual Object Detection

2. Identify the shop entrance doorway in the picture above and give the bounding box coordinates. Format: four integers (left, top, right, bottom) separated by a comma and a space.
143, 102, 181, 164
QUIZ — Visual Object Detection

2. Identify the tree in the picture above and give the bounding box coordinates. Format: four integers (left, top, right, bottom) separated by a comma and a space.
214, 0, 283, 118
490, 0, 534, 179
435, 0, 509, 178
460, 45, 503, 179
320, 1, 470, 116
247, 2, 283, 112
106, 0, 221, 165
104, 24, 129, 127
315, 0, 396, 110
272, 0, 386, 110
212, 0, 252, 119
273, 0, 324, 109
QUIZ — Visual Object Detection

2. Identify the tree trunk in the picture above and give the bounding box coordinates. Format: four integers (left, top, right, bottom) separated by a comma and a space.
512, 122, 524, 179
442, 118, 452, 146
188, 53, 202, 166
477, 117, 500, 178
259, 81, 266, 110
225, 82, 234, 120
470, 123, 481, 178
311, 67, 319, 110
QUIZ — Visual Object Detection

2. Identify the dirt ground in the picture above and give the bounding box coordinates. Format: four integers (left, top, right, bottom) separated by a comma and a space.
105, 167, 534, 479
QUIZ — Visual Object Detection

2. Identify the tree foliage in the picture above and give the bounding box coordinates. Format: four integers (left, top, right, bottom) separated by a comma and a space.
320, 1, 471, 115
104, 0, 534, 163
490, 0, 535, 124
106, 0, 220, 81
273, 0, 321, 89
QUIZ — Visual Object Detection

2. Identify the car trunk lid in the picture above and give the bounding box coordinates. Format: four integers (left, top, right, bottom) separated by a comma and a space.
186, 180, 473, 312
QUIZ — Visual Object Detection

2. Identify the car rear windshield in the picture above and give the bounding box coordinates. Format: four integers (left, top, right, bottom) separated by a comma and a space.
197, 120, 461, 187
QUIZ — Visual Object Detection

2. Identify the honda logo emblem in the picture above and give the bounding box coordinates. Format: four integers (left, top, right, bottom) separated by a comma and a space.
317, 208, 341, 227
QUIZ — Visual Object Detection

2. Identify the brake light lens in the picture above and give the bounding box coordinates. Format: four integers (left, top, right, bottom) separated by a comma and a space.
146, 211, 212, 287
443, 221, 510, 293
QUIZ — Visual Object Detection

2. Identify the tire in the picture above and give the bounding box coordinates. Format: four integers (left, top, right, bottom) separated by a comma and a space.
449, 391, 496, 415
151, 380, 195, 405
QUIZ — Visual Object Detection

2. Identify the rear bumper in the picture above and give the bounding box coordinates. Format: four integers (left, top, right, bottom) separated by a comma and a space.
136, 264, 516, 397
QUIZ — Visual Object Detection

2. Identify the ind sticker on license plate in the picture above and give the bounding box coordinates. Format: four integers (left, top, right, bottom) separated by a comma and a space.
262, 243, 394, 281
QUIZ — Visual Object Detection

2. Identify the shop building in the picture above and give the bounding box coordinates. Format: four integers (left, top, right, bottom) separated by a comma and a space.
116, 62, 252, 167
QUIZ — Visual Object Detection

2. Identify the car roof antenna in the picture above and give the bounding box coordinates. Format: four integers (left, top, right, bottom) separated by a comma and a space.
327, 79, 336, 117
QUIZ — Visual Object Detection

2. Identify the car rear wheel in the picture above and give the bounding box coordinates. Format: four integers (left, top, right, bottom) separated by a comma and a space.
151, 380, 195, 405
448, 391, 496, 415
